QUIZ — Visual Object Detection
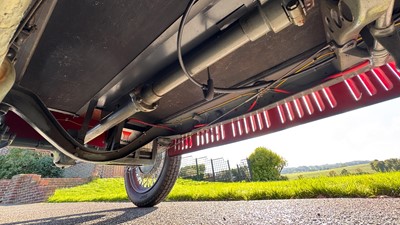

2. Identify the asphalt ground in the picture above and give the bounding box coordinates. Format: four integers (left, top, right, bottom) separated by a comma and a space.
0, 199, 400, 224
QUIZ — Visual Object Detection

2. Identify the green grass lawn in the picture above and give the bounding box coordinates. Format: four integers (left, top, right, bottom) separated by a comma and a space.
284, 163, 375, 180
48, 172, 400, 202
48, 178, 128, 202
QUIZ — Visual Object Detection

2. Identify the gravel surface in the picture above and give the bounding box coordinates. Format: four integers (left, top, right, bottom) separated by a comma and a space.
0, 199, 400, 224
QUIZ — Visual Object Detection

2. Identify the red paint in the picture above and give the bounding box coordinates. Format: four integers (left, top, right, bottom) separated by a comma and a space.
344, 78, 362, 101
370, 68, 393, 91
321, 87, 337, 108
324, 61, 370, 81
273, 88, 291, 94
6, 111, 106, 148
357, 73, 377, 96
169, 62, 400, 156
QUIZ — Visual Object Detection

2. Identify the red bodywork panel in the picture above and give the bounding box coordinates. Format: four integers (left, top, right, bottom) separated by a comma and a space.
6, 111, 106, 148
5, 62, 400, 154
168, 62, 400, 156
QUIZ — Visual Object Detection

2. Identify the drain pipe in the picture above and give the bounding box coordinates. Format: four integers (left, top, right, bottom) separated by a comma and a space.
84, 0, 307, 143
0, 0, 31, 102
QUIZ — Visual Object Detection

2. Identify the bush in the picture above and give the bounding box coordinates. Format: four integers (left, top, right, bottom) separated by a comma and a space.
0, 148, 62, 179
340, 169, 350, 176
215, 170, 232, 182
355, 168, 367, 175
248, 147, 287, 181
279, 175, 289, 180
328, 170, 337, 177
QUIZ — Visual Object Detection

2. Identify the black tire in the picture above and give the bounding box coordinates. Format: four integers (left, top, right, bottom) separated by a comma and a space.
124, 151, 181, 207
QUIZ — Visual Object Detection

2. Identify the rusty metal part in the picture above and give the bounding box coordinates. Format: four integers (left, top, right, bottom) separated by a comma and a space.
0, 0, 31, 66
0, 59, 16, 102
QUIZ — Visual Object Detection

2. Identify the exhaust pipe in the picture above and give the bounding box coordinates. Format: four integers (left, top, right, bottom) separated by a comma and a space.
84, 0, 307, 143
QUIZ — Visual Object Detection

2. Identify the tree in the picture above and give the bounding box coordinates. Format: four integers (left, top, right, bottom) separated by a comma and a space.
370, 160, 380, 172
0, 148, 62, 179
247, 147, 287, 181
376, 161, 388, 172
370, 159, 388, 172
370, 158, 400, 172
384, 158, 400, 171
340, 169, 350, 176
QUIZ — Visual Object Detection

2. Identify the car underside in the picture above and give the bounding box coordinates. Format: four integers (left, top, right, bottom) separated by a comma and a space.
1, 0, 400, 207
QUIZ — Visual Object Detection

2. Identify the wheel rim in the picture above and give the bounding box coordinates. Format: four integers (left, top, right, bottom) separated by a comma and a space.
126, 151, 166, 193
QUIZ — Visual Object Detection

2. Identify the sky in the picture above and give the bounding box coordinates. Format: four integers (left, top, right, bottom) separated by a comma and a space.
187, 97, 400, 168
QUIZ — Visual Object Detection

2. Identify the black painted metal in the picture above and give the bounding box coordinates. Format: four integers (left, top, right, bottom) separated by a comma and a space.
20, 0, 187, 112
2, 86, 173, 164
77, 99, 97, 143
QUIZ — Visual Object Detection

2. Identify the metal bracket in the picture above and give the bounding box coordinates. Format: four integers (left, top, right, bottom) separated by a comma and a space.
108, 140, 160, 166
320, 0, 394, 70
77, 99, 97, 143
108, 121, 125, 150
51, 150, 76, 168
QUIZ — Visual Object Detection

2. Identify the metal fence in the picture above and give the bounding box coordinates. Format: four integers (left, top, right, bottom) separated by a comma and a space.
179, 156, 252, 182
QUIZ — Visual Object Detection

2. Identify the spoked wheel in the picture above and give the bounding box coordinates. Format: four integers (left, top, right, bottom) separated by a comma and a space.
124, 150, 181, 207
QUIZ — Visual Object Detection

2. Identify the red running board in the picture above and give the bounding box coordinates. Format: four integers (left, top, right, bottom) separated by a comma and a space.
168, 62, 400, 156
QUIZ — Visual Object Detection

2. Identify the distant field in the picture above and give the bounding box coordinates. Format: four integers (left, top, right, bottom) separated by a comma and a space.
49, 171, 400, 202
285, 163, 375, 180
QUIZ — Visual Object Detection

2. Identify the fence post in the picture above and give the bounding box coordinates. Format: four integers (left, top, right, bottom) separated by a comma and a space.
195, 158, 199, 180
210, 159, 216, 182
246, 158, 253, 181
227, 160, 233, 182
236, 164, 241, 181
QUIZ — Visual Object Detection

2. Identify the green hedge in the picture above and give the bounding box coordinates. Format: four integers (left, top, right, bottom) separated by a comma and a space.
0, 148, 62, 179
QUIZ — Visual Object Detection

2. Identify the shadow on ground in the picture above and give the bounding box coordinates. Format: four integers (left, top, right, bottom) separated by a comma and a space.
2, 206, 157, 225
